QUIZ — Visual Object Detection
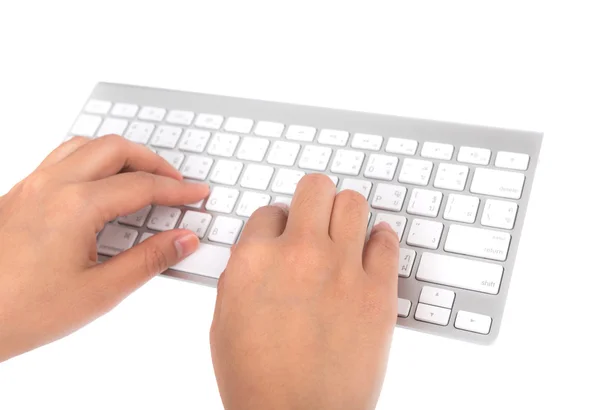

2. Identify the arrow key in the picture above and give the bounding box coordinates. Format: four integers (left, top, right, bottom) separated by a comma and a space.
419, 286, 455, 308
415, 303, 451, 326
455, 311, 492, 334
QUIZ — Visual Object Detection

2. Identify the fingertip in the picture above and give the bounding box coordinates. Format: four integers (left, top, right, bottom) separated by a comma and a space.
371, 221, 397, 238
174, 232, 200, 259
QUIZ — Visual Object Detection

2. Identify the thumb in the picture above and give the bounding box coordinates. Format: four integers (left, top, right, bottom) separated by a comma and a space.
89, 229, 199, 303
363, 221, 399, 286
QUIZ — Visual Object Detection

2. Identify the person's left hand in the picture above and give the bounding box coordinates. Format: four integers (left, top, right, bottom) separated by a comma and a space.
0, 135, 209, 362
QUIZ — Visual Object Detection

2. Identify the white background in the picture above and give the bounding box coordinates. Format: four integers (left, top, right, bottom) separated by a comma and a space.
0, 1, 599, 409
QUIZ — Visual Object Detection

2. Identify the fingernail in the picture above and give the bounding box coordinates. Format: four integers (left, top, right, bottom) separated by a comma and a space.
174, 233, 199, 259
371, 221, 393, 235
272, 202, 289, 213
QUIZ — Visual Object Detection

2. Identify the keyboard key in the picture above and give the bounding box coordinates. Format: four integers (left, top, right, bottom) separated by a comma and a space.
97, 118, 128, 137
97, 224, 138, 256
340, 178, 372, 199
179, 129, 211, 153
385, 138, 418, 155
416, 252, 503, 294
236, 192, 271, 217
147, 206, 182, 231
224, 117, 253, 133
433, 163, 469, 191
138, 106, 166, 122
406, 219, 443, 249
206, 187, 240, 213
421, 142, 454, 160
208, 216, 243, 244
210, 160, 243, 185
364, 154, 398, 181
171, 243, 230, 278
331, 150, 365, 176
415, 303, 451, 326
157, 150, 185, 170
398, 248, 416, 278
267, 141, 300, 166
455, 311, 492, 334
328, 175, 339, 186
71, 114, 102, 137
181, 155, 213, 180
371, 184, 406, 211
139, 232, 154, 243
398, 158, 433, 186
419, 286, 455, 309
185, 197, 204, 209
351, 133, 383, 151
298, 145, 332, 171
240, 164, 274, 190
470, 168, 525, 199
166, 110, 194, 126
407, 188, 443, 217
444, 224, 511, 261
195, 113, 224, 130
495, 151, 529, 171
178, 211, 212, 238
272, 196, 293, 206
272, 169, 305, 194
111, 103, 138, 118
443, 194, 479, 223
318, 129, 349, 146
125, 122, 155, 144
457, 146, 491, 165
481, 199, 518, 230
254, 121, 284, 138
84, 99, 111, 114
151, 125, 183, 148
373, 213, 406, 240
236, 137, 270, 162
285, 125, 316, 141
207, 132, 240, 157
397, 298, 412, 318
118, 205, 152, 227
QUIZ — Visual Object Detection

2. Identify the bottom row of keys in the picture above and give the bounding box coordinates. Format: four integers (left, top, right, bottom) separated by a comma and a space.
397, 298, 491, 335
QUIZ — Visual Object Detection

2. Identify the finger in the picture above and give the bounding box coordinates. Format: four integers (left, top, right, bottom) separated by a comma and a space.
286, 174, 336, 238
83, 172, 209, 224
50, 134, 182, 182
36, 136, 91, 170
238, 203, 289, 241
329, 189, 369, 255
86, 229, 199, 307
363, 222, 399, 286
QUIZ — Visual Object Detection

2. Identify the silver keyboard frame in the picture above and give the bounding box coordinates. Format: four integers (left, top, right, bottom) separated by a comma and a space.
81, 82, 543, 345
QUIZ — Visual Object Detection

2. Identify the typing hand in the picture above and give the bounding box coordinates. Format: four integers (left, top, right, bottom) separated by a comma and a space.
210, 175, 399, 410
0, 135, 208, 362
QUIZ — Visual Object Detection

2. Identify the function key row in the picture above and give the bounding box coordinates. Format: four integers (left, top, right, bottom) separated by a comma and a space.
80, 99, 530, 170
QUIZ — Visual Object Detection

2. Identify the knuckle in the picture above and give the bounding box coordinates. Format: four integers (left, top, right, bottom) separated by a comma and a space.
283, 240, 329, 267
21, 172, 52, 195
143, 245, 170, 276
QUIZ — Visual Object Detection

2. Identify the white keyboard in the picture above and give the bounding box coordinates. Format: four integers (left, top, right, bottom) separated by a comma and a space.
69, 83, 542, 344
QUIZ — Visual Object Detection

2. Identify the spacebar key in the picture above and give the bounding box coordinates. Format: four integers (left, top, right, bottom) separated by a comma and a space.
416, 252, 503, 295
170, 243, 230, 279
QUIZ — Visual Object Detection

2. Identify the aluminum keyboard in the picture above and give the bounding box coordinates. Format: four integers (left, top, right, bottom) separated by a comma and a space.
67, 82, 543, 344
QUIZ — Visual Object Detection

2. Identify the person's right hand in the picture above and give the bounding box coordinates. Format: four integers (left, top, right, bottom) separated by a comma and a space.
210, 174, 399, 410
